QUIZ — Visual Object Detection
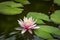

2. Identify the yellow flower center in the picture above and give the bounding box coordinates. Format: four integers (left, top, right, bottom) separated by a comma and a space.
25, 20, 31, 25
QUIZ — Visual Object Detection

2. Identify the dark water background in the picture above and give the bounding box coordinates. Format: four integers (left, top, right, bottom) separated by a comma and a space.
0, 0, 60, 40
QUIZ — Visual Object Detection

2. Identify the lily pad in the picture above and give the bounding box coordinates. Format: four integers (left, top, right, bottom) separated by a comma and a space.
34, 27, 53, 39
51, 10, 60, 24
0, 5, 23, 15
27, 12, 49, 24
0, 1, 23, 7
54, 0, 60, 5
27, 12, 44, 24
27, 12, 49, 21
40, 25, 60, 35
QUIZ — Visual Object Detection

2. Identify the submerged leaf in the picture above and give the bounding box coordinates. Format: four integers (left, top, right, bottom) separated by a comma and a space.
51, 10, 60, 24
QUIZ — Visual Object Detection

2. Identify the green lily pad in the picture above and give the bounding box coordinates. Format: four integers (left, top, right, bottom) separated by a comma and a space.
27, 12, 49, 24
0, 1, 23, 7
27, 12, 44, 24
54, 0, 60, 5
34, 27, 53, 39
51, 10, 60, 24
40, 25, 60, 35
27, 12, 49, 21
36, 19, 44, 24
0, 5, 23, 15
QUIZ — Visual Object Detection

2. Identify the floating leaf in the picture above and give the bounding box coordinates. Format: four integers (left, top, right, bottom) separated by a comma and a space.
0, 5, 23, 15
0, 1, 23, 7
36, 19, 44, 24
54, 0, 60, 5
27, 12, 45, 24
27, 12, 49, 24
27, 12, 49, 21
51, 10, 60, 24
15, 0, 30, 4
34, 27, 53, 39
40, 25, 60, 35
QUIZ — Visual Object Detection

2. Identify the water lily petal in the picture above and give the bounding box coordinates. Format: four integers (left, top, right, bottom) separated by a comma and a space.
21, 29, 27, 34
17, 20, 24, 27
15, 27, 22, 30
24, 17, 28, 22
29, 17, 36, 24
32, 26, 40, 29
29, 24, 36, 28
28, 29, 32, 34
29, 17, 33, 21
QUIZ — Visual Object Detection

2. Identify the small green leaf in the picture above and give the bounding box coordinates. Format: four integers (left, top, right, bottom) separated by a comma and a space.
34, 28, 53, 39
54, 0, 60, 5
0, 5, 23, 15
51, 10, 60, 24
15, 0, 30, 4
0, 1, 23, 7
40, 25, 60, 35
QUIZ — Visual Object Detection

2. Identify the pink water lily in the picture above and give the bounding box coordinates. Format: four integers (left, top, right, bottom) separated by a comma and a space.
15, 17, 40, 34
